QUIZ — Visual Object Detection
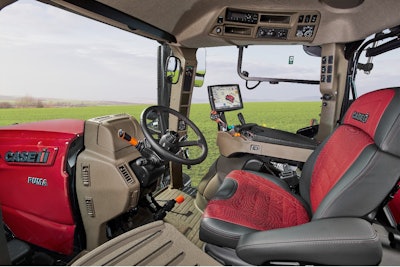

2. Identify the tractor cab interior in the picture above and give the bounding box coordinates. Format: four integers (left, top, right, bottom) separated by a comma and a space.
1, 0, 400, 266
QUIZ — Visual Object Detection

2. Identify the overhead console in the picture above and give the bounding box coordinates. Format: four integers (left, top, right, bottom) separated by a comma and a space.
210, 8, 320, 42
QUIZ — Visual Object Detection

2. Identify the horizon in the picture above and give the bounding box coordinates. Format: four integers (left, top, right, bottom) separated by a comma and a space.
0, 0, 324, 104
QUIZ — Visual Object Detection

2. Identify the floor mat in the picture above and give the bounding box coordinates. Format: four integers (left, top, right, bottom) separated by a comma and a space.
155, 187, 204, 248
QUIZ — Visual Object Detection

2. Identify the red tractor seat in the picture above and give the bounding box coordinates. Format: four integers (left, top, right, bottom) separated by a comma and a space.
200, 88, 400, 265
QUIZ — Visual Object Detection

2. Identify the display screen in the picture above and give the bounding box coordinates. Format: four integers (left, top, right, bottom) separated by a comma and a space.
208, 84, 243, 112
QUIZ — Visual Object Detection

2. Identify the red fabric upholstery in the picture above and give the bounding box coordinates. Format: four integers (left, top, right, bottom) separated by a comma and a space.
203, 170, 310, 231
309, 89, 394, 212
343, 88, 395, 138
309, 125, 374, 212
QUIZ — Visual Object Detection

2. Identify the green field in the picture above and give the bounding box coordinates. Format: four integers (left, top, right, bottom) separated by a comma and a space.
0, 102, 320, 185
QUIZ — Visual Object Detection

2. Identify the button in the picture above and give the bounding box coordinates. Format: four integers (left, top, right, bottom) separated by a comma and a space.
328, 55, 334, 64
217, 16, 223, 24
311, 15, 318, 23
327, 75, 332, 83
322, 56, 327, 64
305, 15, 310, 23
298, 15, 304, 23
321, 66, 326, 73
327, 65, 333, 73
321, 75, 326, 82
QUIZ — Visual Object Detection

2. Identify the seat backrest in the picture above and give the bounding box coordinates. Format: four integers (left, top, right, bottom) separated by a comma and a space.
300, 88, 400, 220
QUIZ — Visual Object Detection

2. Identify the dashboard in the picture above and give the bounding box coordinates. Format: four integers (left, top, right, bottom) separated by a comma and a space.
210, 8, 320, 42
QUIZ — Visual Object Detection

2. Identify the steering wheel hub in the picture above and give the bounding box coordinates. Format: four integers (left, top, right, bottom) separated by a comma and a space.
140, 106, 208, 165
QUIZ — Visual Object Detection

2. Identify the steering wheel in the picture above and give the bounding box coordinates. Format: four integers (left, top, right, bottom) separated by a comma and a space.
140, 105, 208, 165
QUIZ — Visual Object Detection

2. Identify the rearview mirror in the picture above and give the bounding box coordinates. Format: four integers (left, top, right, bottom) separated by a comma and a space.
165, 56, 181, 84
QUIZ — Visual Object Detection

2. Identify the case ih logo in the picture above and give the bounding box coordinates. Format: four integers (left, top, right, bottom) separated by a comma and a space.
4, 149, 50, 164
352, 111, 369, 123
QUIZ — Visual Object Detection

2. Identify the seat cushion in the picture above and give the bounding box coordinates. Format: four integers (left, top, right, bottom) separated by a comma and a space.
200, 170, 310, 248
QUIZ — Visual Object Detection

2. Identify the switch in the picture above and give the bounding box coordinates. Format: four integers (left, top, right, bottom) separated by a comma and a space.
311, 15, 318, 23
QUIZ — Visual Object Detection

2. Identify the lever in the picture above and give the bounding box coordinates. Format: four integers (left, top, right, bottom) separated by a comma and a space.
153, 195, 185, 220
118, 129, 139, 146
210, 110, 227, 131
237, 112, 246, 125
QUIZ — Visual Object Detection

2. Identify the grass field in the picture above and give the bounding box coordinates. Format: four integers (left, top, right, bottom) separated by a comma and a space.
0, 102, 320, 185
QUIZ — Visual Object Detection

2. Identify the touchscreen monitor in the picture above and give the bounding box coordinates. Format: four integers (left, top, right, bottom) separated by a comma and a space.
208, 84, 243, 112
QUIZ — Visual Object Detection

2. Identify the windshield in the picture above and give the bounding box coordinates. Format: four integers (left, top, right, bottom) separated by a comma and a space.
0, 0, 159, 104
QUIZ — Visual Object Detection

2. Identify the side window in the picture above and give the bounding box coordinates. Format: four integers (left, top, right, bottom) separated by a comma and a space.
354, 42, 400, 97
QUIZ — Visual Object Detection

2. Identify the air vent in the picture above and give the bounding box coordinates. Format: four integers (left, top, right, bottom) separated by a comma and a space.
225, 26, 252, 36
85, 197, 95, 217
118, 164, 134, 184
81, 164, 90, 186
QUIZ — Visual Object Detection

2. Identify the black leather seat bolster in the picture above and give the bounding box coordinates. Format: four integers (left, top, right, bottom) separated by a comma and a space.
200, 218, 257, 248
236, 217, 382, 266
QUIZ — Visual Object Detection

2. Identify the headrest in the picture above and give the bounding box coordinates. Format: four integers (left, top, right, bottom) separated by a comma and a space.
343, 88, 400, 156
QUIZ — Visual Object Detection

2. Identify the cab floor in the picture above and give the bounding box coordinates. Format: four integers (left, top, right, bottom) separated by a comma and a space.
155, 187, 204, 248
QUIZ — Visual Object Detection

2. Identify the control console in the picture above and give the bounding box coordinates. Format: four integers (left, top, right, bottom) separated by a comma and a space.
211, 8, 320, 42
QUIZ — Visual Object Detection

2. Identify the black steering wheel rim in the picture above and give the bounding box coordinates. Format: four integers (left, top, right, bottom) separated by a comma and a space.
140, 105, 208, 165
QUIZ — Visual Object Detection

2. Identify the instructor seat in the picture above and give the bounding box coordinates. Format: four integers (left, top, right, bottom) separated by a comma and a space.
200, 88, 400, 265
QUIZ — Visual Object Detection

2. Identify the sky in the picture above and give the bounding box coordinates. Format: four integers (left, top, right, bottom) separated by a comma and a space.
0, 0, 398, 104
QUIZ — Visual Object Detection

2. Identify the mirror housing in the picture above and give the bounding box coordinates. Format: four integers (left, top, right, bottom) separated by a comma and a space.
194, 48, 206, 87
165, 56, 181, 84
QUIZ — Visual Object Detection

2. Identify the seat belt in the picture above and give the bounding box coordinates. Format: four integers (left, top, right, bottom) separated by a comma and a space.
0, 208, 11, 266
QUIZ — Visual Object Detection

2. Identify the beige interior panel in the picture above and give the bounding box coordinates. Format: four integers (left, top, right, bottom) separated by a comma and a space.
217, 131, 314, 162
71, 221, 221, 266
76, 114, 143, 250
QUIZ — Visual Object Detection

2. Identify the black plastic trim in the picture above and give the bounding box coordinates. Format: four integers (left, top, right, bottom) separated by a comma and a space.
61, 0, 176, 43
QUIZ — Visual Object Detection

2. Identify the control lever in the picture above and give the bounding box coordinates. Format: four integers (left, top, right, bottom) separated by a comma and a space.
153, 195, 185, 220
118, 129, 139, 147
118, 129, 162, 165
210, 110, 227, 131
237, 112, 246, 125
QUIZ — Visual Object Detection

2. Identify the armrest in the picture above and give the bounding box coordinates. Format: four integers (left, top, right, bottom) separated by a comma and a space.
236, 217, 382, 266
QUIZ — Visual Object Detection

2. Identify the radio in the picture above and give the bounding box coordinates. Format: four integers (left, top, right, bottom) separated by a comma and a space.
226, 9, 258, 24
